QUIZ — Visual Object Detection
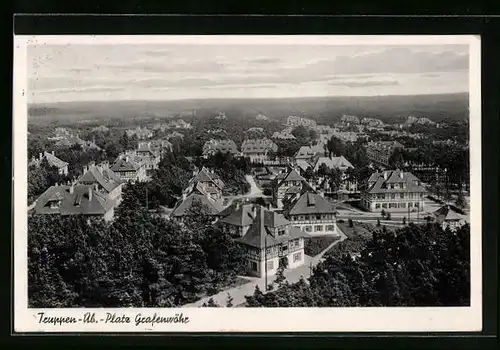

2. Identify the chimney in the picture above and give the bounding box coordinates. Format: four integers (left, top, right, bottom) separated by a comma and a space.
399, 171, 404, 179
182, 193, 187, 201
88, 186, 93, 201
39, 152, 43, 160
51, 150, 55, 156
267, 202, 272, 210
252, 205, 257, 218
83, 165, 88, 174
235, 202, 240, 210
383, 171, 388, 181
69, 183, 74, 194
295, 192, 300, 201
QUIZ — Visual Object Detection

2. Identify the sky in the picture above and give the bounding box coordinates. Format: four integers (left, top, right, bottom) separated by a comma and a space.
27, 43, 470, 104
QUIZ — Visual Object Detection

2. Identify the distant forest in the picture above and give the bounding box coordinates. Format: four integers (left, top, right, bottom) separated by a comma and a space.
28, 93, 469, 127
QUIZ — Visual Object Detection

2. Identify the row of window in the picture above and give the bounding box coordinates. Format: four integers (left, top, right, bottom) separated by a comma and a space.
302, 224, 336, 233
290, 214, 335, 221
374, 202, 421, 209
369, 192, 424, 200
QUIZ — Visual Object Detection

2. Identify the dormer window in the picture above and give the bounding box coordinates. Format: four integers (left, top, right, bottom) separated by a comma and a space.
49, 200, 61, 209
278, 228, 286, 236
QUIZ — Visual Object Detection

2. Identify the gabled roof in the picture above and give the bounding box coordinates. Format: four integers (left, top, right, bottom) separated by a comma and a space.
43, 151, 68, 168
433, 205, 465, 223
263, 210, 290, 227
219, 203, 257, 226
33, 184, 116, 216
77, 165, 122, 193
282, 168, 305, 183
202, 139, 239, 154
287, 191, 336, 215
111, 157, 143, 172
366, 170, 426, 194
236, 206, 307, 249
190, 167, 225, 189
241, 138, 278, 154
294, 144, 325, 160
137, 143, 160, 156
170, 192, 224, 217
312, 156, 354, 171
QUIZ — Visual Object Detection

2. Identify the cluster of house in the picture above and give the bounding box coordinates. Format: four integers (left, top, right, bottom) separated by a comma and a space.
47, 128, 101, 150
286, 116, 317, 128
201, 138, 279, 162
404, 115, 436, 126
111, 140, 173, 182
361, 117, 384, 128
152, 119, 192, 132
168, 166, 340, 277
30, 150, 467, 279
126, 126, 154, 140
31, 160, 124, 222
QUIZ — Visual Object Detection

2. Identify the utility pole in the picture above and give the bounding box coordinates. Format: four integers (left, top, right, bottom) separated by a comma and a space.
264, 233, 268, 291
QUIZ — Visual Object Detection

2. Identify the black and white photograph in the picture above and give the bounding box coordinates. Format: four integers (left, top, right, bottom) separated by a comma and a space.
13, 35, 482, 332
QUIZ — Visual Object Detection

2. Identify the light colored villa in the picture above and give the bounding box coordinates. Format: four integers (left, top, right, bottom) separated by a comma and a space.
286, 116, 317, 128
241, 138, 278, 163
360, 170, 427, 213
111, 154, 148, 183
236, 206, 307, 278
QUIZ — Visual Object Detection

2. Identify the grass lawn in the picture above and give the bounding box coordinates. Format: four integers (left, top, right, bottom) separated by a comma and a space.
304, 235, 342, 257
336, 221, 374, 239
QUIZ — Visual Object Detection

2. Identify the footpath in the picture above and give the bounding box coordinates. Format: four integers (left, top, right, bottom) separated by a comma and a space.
182, 230, 348, 308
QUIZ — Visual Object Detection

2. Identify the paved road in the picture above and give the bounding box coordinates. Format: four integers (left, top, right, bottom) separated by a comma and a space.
182, 230, 348, 308
244, 175, 263, 198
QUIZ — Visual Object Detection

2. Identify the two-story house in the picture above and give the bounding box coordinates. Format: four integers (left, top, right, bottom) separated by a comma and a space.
76, 161, 123, 204
241, 138, 278, 163
218, 202, 258, 238
29, 151, 69, 176
170, 182, 224, 222
236, 206, 307, 278
202, 139, 239, 158
360, 170, 427, 213
32, 183, 118, 222
272, 168, 314, 209
111, 154, 148, 183
136, 142, 161, 173
186, 167, 225, 201
283, 191, 338, 236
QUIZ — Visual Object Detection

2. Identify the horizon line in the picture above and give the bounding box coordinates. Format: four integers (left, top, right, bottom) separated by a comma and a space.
28, 91, 469, 106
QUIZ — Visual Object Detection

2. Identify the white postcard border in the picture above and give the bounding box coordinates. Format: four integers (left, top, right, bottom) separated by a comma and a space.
13, 35, 482, 333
